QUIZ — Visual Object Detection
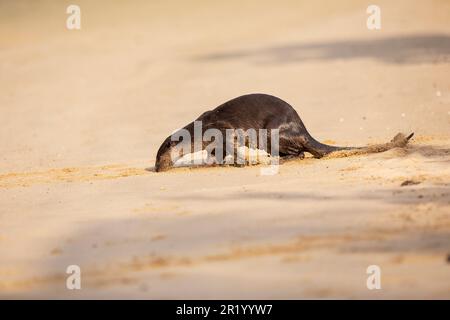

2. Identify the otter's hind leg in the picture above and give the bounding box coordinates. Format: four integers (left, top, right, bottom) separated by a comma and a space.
266, 119, 306, 160
278, 133, 305, 160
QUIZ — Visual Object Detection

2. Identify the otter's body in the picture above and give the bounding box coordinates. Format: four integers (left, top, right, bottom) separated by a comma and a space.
155, 94, 413, 172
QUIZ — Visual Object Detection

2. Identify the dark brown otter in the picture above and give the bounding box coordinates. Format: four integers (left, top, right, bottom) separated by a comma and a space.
155, 93, 413, 172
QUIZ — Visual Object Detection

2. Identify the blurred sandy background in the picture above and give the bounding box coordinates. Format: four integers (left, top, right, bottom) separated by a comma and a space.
0, 0, 449, 298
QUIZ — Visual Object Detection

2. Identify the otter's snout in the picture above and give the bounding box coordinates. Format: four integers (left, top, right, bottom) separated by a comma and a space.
155, 137, 176, 172
155, 153, 172, 172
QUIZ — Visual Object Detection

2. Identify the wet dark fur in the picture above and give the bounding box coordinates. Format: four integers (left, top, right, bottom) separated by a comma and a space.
155, 93, 413, 172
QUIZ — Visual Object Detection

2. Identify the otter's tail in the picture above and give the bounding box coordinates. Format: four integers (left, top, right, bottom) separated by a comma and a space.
303, 132, 414, 158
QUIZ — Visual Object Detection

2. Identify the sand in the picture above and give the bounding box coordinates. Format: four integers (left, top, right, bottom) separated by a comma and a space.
0, 0, 449, 299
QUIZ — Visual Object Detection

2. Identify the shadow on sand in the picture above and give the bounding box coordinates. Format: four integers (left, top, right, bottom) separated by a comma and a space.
196, 34, 450, 65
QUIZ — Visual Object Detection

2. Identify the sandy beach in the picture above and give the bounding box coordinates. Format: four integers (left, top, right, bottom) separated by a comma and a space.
0, 0, 449, 298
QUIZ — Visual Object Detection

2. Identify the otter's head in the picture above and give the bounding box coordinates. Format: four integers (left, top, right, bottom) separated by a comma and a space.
155, 137, 174, 172
155, 135, 189, 172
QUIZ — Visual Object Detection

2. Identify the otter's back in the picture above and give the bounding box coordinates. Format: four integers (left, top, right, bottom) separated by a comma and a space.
197, 93, 302, 130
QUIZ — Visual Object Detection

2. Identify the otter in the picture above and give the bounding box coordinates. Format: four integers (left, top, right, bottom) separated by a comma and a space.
155, 93, 413, 172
